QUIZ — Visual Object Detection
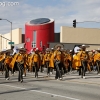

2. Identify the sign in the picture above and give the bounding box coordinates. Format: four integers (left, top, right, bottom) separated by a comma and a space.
8, 42, 14, 44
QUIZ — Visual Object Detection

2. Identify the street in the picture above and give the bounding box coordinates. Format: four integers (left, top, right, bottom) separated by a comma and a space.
0, 71, 100, 100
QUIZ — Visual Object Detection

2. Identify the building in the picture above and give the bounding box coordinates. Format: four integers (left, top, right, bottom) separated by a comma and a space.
0, 28, 23, 51
25, 18, 54, 52
1, 21, 100, 52
60, 26, 100, 50
49, 26, 100, 50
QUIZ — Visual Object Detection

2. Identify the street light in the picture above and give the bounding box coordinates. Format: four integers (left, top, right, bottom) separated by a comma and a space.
0, 18, 12, 49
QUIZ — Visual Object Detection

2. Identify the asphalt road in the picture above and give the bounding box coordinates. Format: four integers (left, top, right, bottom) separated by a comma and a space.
0, 71, 100, 100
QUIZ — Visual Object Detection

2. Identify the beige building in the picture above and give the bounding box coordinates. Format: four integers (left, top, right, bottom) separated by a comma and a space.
0, 28, 22, 51
60, 26, 100, 50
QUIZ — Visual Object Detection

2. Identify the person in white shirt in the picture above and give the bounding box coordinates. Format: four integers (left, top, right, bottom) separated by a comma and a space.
12, 46, 19, 55
74, 46, 81, 54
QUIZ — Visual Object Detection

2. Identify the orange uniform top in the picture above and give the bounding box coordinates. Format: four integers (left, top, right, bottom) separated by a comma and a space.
54, 50, 62, 61
49, 52, 54, 68
44, 53, 51, 62
16, 53, 24, 63
72, 53, 81, 69
0, 54, 5, 61
4, 56, 12, 64
32, 53, 40, 62
94, 53, 100, 62
9, 53, 19, 69
27, 54, 33, 63
88, 54, 94, 62
68, 54, 72, 61
79, 51, 88, 61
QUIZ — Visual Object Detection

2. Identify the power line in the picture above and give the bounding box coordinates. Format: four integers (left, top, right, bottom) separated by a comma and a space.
77, 21, 100, 23
0, 35, 11, 41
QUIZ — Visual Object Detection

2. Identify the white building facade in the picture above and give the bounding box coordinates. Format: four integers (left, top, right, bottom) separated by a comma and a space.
0, 28, 22, 51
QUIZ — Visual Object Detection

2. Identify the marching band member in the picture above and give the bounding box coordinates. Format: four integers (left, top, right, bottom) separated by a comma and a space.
72, 50, 81, 71
39, 51, 44, 73
63, 50, 69, 74
49, 48, 55, 74
0, 50, 6, 75
87, 51, 94, 72
27, 52, 33, 72
23, 49, 28, 77
54, 44, 63, 80
9, 49, 19, 74
67, 50, 73, 72
78, 45, 89, 79
1, 44, 100, 81
13, 46, 19, 55
94, 48, 100, 75
4, 49, 13, 80
73, 46, 81, 71
32, 48, 41, 78
43, 48, 51, 76
16, 47, 26, 82
92, 50, 97, 71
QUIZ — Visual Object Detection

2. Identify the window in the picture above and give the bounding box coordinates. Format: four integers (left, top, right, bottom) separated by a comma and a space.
40, 41, 42, 47
32, 31, 37, 48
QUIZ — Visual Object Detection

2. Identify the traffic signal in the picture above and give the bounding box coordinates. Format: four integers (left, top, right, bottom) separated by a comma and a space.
73, 19, 76, 28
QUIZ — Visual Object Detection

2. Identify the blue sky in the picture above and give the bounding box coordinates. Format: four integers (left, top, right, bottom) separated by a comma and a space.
0, 0, 100, 34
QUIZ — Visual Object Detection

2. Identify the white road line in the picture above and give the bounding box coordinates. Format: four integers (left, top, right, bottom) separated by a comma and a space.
0, 84, 80, 100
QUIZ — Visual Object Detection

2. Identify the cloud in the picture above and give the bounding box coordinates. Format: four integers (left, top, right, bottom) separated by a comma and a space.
0, 0, 100, 34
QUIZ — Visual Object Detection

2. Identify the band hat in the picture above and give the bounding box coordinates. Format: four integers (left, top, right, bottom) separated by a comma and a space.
51, 48, 54, 50
54, 44, 64, 49
96, 48, 100, 51
2, 49, 6, 52
6, 49, 13, 53
61, 48, 64, 51
0, 49, 13, 53
88, 51, 93, 55
92, 50, 96, 52
80, 44, 90, 48
34, 48, 39, 51
46, 48, 51, 51
32, 48, 38, 52
70, 50, 72, 52
0, 49, 6, 53
86, 50, 90, 52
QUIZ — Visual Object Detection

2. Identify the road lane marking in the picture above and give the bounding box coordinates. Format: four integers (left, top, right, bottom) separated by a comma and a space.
0, 84, 80, 100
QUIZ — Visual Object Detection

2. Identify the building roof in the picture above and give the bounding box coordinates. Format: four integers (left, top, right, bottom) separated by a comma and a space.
25, 18, 54, 25
30, 18, 50, 24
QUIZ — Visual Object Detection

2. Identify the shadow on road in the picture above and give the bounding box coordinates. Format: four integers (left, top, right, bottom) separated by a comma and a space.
0, 87, 41, 95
